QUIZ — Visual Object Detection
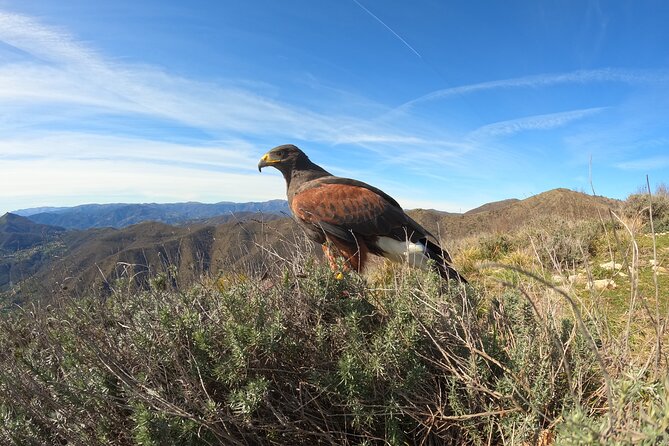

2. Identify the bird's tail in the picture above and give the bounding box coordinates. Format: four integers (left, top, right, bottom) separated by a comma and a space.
424, 240, 468, 284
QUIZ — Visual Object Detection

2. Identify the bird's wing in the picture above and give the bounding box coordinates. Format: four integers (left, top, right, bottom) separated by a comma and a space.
291, 177, 429, 243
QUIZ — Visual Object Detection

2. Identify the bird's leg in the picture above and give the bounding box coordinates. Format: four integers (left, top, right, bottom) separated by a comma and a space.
340, 246, 362, 273
322, 242, 348, 279
322, 242, 342, 271
322, 237, 367, 274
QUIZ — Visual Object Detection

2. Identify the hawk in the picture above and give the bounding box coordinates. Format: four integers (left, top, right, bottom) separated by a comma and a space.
258, 144, 466, 282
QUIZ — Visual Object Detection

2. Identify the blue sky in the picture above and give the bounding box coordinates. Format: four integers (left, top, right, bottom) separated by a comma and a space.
1, 0, 668, 214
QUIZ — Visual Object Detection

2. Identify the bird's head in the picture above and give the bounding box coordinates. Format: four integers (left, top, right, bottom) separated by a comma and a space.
257, 144, 306, 174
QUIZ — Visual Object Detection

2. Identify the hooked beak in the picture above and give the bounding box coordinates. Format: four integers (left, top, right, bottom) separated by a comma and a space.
257, 153, 279, 172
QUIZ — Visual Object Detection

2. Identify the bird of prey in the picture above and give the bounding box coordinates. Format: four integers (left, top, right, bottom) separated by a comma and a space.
258, 144, 466, 282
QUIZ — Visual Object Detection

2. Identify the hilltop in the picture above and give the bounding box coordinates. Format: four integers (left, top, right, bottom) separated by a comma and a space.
409, 188, 620, 240
464, 197, 520, 214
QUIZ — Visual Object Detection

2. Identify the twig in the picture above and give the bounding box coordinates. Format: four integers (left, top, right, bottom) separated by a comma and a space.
610, 211, 639, 357
646, 175, 662, 372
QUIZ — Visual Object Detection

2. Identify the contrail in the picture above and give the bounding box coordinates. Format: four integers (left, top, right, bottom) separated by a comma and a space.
351, 0, 422, 59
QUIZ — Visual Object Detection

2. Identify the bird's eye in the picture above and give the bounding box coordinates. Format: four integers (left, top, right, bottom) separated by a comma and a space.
275, 151, 284, 157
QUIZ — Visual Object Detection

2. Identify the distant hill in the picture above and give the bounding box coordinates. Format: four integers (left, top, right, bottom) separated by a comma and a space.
21, 216, 306, 299
3, 188, 623, 301
408, 188, 621, 241
22, 200, 290, 229
0, 213, 67, 294
0, 213, 65, 252
11, 206, 72, 217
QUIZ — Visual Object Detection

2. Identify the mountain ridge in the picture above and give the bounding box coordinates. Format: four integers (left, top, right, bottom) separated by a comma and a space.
2, 188, 623, 301
21, 200, 290, 229
423, 188, 621, 239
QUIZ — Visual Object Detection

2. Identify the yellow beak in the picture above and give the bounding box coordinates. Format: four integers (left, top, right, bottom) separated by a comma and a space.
257, 152, 280, 171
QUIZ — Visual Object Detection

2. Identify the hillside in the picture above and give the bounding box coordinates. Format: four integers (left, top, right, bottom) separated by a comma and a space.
19, 216, 308, 298
411, 188, 620, 240
464, 197, 520, 214
23, 200, 290, 229
0, 213, 66, 293
0, 213, 65, 252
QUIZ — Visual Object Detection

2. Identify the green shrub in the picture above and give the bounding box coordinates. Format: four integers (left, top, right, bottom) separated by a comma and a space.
557, 375, 669, 445
624, 184, 669, 232
519, 217, 601, 268
478, 233, 515, 261
1, 248, 666, 445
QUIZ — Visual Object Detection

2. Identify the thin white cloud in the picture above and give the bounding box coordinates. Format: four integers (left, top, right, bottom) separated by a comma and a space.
0, 11, 101, 66
395, 68, 669, 114
0, 133, 259, 171
470, 107, 606, 138
0, 158, 283, 204
333, 133, 430, 145
0, 10, 354, 140
615, 155, 669, 171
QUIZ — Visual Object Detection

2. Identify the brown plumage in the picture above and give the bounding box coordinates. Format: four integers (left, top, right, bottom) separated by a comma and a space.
258, 144, 466, 282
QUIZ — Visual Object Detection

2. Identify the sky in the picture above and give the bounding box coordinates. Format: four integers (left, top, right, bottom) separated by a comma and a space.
1, 0, 668, 214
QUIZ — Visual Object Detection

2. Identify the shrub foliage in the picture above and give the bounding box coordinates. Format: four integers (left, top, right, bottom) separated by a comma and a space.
624, 183, 669, 232
1, 228, 668, 444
